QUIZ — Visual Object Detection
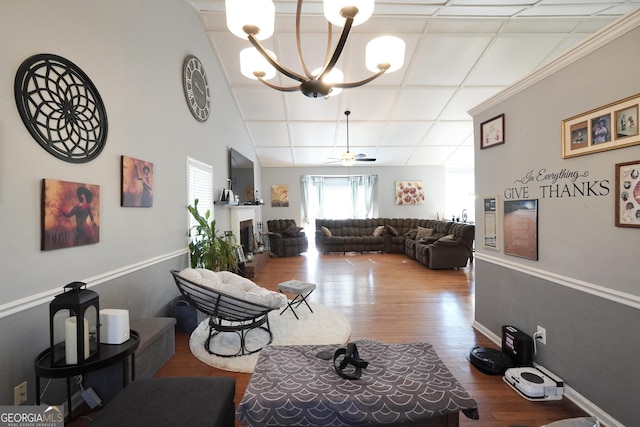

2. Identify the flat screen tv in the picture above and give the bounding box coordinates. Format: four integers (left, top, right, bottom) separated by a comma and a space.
229, 148, 255, 204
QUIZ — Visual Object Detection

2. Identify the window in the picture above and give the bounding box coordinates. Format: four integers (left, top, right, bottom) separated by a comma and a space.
323, 177, 365, 219
445, 167, 475, 222
187, 157, 213, 231
301, 175, 377, 222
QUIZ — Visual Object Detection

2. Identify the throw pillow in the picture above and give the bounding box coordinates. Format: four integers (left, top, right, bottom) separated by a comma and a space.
434, 234, 461, 246
416, 226, 434, 240
372, 225, 385, 237
404, 229, 418, 240
321, 226, 332, 237
385, 225, 399, 236
283, 223, 303, 237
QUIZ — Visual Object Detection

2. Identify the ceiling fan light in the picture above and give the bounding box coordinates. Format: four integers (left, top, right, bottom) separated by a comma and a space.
323, 0, 374, 27
240, 47, 277, 80
312, 67, 344, 97
366, 36, 405, 73
226, 0, 275, 40
341, 152, 356, 167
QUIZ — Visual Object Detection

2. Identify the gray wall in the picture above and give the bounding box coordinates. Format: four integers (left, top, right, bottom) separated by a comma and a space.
260, 165, 446, 225
472, 12, 640, 426
0, 0, 258, 406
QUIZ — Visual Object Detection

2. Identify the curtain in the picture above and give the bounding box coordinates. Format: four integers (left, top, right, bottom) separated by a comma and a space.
348, 176, 362, 218
363, 175, 377, 218
314, 176, 325, 219
301, 176, 325, 222
300, 176, 311, 224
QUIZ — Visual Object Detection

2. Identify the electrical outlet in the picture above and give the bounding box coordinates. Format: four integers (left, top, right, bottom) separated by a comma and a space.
14, 381, 27, 406
536, 325, 547, 345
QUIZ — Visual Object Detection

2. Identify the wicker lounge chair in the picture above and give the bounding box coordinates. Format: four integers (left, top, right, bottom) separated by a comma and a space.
170, 268, 286, 357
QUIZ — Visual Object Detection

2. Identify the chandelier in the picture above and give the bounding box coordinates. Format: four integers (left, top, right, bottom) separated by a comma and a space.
225, 0, 406, 98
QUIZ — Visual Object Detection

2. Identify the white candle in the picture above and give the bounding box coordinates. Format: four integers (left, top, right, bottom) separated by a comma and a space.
65, 317, 89, 364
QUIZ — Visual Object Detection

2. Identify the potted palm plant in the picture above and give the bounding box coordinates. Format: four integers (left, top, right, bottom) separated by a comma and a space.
187, 199, 239, 272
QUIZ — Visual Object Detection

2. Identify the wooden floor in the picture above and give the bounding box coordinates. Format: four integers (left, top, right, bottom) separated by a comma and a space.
72, 250, 589, 426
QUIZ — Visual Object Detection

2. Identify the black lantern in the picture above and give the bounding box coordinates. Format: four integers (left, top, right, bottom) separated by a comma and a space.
49, 282, 100, 366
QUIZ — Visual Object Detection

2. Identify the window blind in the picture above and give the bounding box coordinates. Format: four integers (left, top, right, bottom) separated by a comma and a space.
187, 157, 213, 230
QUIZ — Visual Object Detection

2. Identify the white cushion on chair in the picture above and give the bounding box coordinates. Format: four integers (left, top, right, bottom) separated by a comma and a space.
179, 268, 286, 309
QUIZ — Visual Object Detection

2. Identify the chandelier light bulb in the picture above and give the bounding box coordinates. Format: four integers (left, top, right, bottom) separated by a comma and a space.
323, 0, 374, 27
240, 48, 277, 80
365, 35, 406, 73
226, 0, 275, 40
312, 67, 344, 97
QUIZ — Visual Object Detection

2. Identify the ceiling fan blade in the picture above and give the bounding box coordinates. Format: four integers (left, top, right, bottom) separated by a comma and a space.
355, 153, 367, 158
356, 157, 376, 162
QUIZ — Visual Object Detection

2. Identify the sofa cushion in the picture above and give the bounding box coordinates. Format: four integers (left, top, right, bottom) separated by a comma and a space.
416, 227, 434, 240
434, 234, 462, 246
284, 223, 304, 237
321, 226, 332, 237
385, 225, 399, 236
373, 225, 385, 237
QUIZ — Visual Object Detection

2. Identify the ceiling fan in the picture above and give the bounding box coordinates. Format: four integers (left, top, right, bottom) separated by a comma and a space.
326, 110, 376, 166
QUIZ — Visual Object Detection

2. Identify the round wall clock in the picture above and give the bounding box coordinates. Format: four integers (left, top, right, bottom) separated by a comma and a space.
182, 55, 211, 122
14, 53, 108, 163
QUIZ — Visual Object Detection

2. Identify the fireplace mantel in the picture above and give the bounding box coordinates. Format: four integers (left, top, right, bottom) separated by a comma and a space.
228, 206, 259, 248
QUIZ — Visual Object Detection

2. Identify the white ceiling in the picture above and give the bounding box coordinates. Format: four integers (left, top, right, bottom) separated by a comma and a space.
186, 0, 639, 168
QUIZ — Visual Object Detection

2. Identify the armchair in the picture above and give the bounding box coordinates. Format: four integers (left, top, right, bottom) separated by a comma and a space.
170, 268, 286, 357
425, 223, 475, 269
267, 219, 308, 257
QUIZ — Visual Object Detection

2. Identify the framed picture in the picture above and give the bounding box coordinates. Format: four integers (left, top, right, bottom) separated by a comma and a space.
569, 121, 588, 150
615, 105, 639, 139
395, 181, 424, 205
41, 179, 100, 250
562, 93, 640, 158
480, 114, 505, 149
236, 245, 246, 263
121, 155, 153, 207
482, 196, 499, 251
503, 199, 538, 261
271, 184, 289, 207
615, 160, 640, 228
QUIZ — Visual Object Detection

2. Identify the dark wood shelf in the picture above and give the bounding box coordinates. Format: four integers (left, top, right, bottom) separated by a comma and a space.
243, 251, 269, 278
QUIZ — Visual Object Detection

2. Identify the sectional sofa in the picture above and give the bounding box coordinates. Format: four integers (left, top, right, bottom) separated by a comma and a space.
315, 218, 474, 269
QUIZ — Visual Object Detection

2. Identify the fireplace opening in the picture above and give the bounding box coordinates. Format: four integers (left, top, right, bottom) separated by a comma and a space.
239, 220, 253, 256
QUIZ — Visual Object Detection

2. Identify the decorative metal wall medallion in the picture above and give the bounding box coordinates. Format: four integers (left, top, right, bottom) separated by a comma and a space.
14, 54, 108, 163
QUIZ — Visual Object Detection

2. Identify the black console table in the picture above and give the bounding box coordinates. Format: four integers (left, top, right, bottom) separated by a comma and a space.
34, 330, 139, 420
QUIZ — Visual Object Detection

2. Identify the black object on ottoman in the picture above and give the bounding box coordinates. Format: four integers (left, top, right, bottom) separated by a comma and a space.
90, 376, 236, 427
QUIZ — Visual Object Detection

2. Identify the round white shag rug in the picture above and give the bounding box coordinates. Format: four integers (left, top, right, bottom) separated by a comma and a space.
189, 302, 351, 373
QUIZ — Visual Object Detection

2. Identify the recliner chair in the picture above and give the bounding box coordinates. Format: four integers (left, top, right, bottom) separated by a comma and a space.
267, 219, 308, 257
